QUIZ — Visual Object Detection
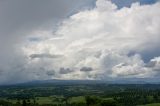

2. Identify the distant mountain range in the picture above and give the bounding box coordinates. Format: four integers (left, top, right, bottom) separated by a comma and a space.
13, 78, 160, 85
1, 78, 160, 86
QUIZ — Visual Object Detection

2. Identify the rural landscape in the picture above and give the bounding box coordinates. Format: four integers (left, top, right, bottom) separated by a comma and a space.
0, 80, 160, 106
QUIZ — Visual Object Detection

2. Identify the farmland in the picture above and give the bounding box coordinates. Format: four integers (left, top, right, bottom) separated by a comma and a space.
1, 81, 160, 106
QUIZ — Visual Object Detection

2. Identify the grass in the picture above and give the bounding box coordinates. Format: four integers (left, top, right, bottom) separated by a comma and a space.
69, 96, 86, 103
36, 97, 54, 104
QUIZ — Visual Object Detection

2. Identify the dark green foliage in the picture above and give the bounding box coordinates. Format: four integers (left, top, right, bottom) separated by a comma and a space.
101, 99, 117, 106
85, 96, 100, 106
0, 100, 12, 106
22, 100, 26, 106
1, 84, 160, 106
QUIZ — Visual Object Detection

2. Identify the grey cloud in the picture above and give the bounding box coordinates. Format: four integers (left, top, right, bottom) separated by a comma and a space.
139, 44, 160, 63
46, 70, 55, 76
30, 53, 63, 59
0, 0, 95, 84
94, 51, 102, 58
59, 68, 73, 74
145, 61, 156, 67
80, 67, 93, 72
0, 0, 95, 38
145, 57, 160, 72
154, 68, 160, 71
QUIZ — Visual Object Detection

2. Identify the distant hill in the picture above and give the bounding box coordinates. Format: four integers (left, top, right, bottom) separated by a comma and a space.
1, 78, 160, 86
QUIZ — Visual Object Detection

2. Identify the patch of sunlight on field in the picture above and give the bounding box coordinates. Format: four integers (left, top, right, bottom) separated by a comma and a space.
36, 97, 54, 104
69, 96, 86, 103
103, 98, 114, 100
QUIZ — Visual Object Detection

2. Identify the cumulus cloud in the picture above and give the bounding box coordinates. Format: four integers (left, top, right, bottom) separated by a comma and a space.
21, 0, 160, 81
0, 0, 160, 84
148, 57, 160, 71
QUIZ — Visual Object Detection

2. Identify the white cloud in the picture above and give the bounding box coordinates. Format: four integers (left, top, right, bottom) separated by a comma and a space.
0, 0, 160, 83
21, 0, 160, 80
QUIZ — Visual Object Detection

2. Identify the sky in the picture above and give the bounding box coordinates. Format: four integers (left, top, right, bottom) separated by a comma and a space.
0, 0, 160, 84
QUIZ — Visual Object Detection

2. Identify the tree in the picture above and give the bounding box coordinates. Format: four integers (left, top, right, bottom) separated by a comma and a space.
22, 100, 27, 106
101, 99, 117, 106
85, 96, 100, 106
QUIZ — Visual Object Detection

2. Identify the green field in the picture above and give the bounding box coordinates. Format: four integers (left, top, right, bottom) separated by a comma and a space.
1, 84, 160, 106
69, 96, 85, 103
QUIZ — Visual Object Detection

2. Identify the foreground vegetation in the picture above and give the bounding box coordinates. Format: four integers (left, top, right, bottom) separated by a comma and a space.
138, 103, 160, 106
1, 83, 160, 106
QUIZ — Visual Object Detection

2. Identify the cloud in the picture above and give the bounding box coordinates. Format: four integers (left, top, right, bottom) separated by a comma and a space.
0, 0, 160, 84
80, 67, 93, 72
0, 0, 95, 84
21, 0, 160, 80
46, 70, 55, 76
59, 68, 73, 74
148, 57, 160, 71
30, 53, 63, 59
